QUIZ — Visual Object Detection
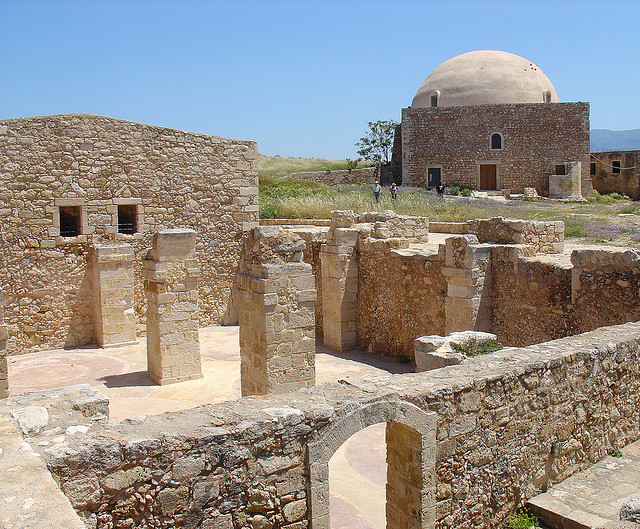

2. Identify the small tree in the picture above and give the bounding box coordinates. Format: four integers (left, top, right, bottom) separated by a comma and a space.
355, 120, 398, 166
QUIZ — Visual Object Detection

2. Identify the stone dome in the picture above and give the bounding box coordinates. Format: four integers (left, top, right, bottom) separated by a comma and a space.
412, 50, 558, 108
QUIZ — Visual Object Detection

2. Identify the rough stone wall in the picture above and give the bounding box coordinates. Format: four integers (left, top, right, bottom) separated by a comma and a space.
357, 239, 446, 358
491, 247, 574, 347
590, 150, 640, 199
33, 322, 640, 529
0, 113, 258, 354
467, 217, 564, 254
0, 288, 7, 398
284, 167, 376, 186
401, 103, 591, 195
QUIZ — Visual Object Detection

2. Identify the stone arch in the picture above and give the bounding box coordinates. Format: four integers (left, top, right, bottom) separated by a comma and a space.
306, 396, 437, 529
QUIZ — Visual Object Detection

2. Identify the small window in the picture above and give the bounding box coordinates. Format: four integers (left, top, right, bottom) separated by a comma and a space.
590, 162, 596, 175
544, 91, 552, 103
59, 206, 82, 237
555, 164, 566, 175
491, 133, 502, 150
612, 161, 621, 174
118, 204, 138, 234
430, 91, 439, 107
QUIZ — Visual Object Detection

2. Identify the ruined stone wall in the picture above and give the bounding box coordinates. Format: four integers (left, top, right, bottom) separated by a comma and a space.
284, 167, 376, 186
0, 113, 258, 354
590, 150, 640, 199
467, 217, 564, 254
401, 103, 590, 194
356, 239, 446, 358
35, 322, 640, 529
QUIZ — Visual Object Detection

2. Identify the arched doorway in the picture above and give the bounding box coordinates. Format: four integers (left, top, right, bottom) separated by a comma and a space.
307, 397, 437, 529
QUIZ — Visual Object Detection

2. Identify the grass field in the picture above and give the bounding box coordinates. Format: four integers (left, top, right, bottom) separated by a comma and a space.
257, 154, 373, 178
258, 176, 640, 247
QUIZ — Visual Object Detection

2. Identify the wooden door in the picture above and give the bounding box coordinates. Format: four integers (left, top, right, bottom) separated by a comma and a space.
479, 164, 497, 190
428, 168, 441, 186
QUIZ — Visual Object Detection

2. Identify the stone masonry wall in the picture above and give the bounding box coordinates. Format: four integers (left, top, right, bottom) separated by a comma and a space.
0, 288, 7, 398
590, 150, 640, 199
401, 103, 590, 195
284, 167, 376, 186
31, 321, 640, 529
0, 113, 258, 354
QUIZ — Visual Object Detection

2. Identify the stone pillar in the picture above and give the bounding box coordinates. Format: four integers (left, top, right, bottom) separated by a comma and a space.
0, 288, 7, 399
143, 229, 202, 385
89, 244, 137, 348
320, 211, 359, 352
238, 226, 315, 396
442, 235, 492, 334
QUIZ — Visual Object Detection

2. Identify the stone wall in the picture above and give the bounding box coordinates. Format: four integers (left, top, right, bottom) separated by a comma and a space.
590, 150, 640, 199
467, 217, 564, 254
284, 167, 376, 186
0, 288, 7, 398
401, 103, 591, 195
0, 113, 258, 354
27, 321, 640, 529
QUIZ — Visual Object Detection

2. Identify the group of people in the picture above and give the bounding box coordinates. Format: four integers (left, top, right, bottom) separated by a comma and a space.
372, 182, 398, 203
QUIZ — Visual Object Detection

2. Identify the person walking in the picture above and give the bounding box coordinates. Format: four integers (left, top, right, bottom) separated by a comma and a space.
373, 181, 381, 203
390, 182, 398, 199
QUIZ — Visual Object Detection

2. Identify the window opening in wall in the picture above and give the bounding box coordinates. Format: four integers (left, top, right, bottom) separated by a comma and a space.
590, 162, 597, 175
555, 164, 566, 175
59, 206, 82, 237
118, 204, 138, 234
612, 161, 621, 174
544, 91, 552, 103
491, 133, 502, 150
430, 92, 439, 107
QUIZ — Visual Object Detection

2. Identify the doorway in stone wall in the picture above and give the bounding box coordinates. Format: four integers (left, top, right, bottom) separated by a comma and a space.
427, 168, 441, 187
479, 164, 497, 190
307, 399, 436, 529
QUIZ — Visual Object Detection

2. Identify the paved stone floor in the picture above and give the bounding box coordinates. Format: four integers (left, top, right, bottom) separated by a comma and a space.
528, 440, 640, 529
7, 326, 407, 529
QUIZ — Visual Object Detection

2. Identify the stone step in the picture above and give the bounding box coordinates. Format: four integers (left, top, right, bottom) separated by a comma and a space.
527, 441, 640, 529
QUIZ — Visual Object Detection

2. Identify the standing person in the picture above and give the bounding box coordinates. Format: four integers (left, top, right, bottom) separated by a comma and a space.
436, 183, 445, 198
373, 181, 381, 203
390, 182, 398, 199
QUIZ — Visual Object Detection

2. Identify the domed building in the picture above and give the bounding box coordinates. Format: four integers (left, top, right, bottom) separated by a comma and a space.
397, 50, 591, 197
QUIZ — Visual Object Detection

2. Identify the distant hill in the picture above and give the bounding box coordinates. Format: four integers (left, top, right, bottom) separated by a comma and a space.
591, 129, 640, 152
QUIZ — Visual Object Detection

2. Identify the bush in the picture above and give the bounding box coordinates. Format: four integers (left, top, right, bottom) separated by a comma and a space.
450, 186, 460, 196
460, 188, 472, 197
508, 508, 540, 529
587, 190, 625, 205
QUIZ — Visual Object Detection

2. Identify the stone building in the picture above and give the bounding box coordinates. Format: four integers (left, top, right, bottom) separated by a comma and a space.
398, 50, 592, 196
0, 113, 258, 354
590, 150, 640, 199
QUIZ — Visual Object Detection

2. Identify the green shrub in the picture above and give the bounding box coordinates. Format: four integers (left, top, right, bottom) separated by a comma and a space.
587, 190, 624, 205
610, 447, 623, 458
450, 186, 460, 196
565, 226, 586, 238
460, 188, 472, 197
508, 508, 540, 529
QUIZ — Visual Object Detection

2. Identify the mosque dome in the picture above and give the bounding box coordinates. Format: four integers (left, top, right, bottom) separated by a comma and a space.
412, 50, 559, 108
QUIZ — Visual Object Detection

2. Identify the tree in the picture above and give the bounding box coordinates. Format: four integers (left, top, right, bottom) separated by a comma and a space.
355, 120, 398, 166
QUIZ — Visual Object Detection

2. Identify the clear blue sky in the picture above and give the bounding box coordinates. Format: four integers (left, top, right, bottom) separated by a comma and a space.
1, 0, 638, 159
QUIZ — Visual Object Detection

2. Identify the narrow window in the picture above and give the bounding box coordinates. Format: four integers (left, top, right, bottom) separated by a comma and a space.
59, 206, 81, 237
612, 161, 621, 174
555, 164, 566, 175
430, 92, 439, 107
118, 204, 137, 234
544, 91, 552, 103
590, 162, 596, 175
491, 133, 502, 150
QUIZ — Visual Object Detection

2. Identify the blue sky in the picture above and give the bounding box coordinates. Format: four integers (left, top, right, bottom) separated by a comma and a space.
1, 0, 638, 158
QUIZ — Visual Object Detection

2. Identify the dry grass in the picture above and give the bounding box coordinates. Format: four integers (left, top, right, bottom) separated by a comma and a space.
257, 154, 373, 178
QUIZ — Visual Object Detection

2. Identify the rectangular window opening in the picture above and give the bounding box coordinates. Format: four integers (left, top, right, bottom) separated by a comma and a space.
118, 204, 138, 234
612, 161, 621, 174
59, 206, 82, 238
555, 164, 566, 175
590, 162, 596, 175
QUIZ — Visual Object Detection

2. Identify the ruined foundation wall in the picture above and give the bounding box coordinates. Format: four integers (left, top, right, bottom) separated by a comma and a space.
39, 322, 640, 529
284, 167, 377, 186
590, 150, 640, 199
0, 114, 258, 354
356, 239, 446, 359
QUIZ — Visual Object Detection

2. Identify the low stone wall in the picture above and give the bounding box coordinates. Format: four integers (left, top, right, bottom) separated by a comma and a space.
284, 167, 376, 186
18, 322, 640, 529
468, 217, 564, 254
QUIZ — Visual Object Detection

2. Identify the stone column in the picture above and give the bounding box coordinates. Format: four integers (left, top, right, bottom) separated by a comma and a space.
0, 288, 8, 399
143, 229, 202, 385
89, 244, 137, 348
442, 235, 492, 334
320, 211, 359, 352
238, 226, 315, 396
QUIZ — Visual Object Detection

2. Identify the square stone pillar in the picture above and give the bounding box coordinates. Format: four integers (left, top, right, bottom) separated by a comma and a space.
442, 235, 492, 334
0, 288, 8, 399
143, 229, 202, 385
320, 225, 359, 352
89, 244, 137, 348
237, 226, 315, 396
